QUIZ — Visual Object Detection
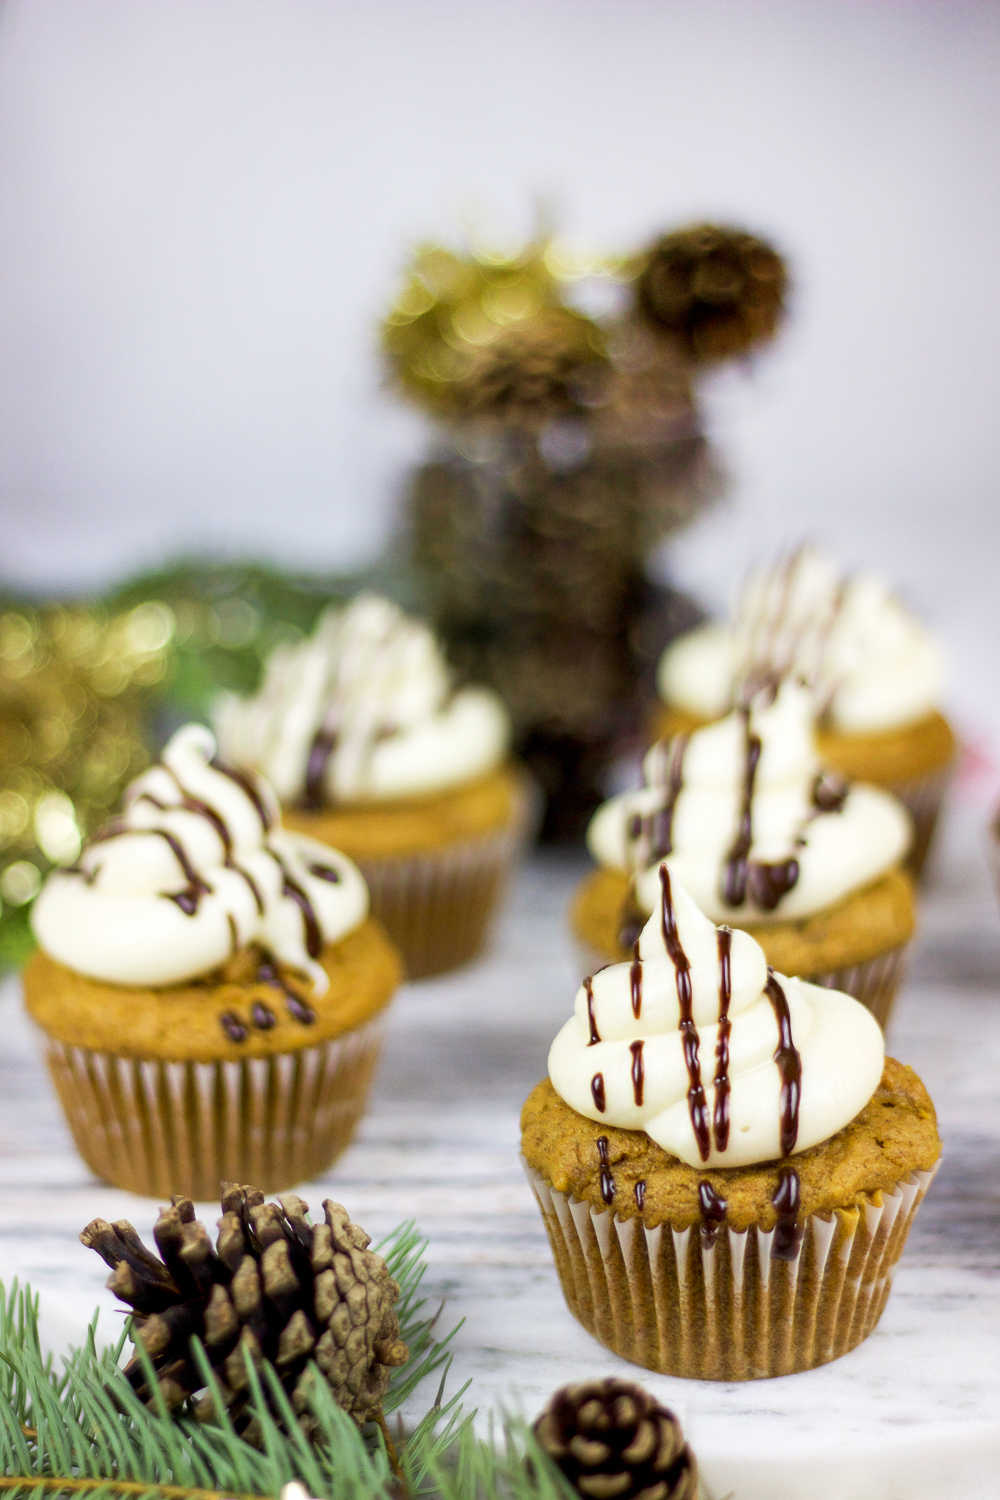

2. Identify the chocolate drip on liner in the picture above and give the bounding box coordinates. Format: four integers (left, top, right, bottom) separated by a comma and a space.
765, 970, 802, 1157
591, 1072, 606, 1113
713, 926, 733, 1153
659, 864, 710, 1162
698, 1180, 728, 1247
584, 976, 600, 1045
771, 1168, 802, 1261
596, 1137, 615, 1205
629, 941, 643, 1019
629, 1040, 645, 1106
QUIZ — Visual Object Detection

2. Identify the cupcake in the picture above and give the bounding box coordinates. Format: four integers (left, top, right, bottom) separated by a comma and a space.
23, 723, 401, 1199
572, 682, 914, 1026
213, 594, 530, 979
655, 547, 955, 874
523, 868, 940, 1379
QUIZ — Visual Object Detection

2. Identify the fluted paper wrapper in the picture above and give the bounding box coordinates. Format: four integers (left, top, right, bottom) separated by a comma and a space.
891, 761, 954, 878
357, 780, 536, 980
43, 1015, 385, 1200
575, 940, 910, 1031
522, 1156, 938, 1380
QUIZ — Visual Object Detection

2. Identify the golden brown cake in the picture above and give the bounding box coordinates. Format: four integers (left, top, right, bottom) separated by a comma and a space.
213, 596, 529, 977
26, 723, 402, 1198
524, 867, 941, 1380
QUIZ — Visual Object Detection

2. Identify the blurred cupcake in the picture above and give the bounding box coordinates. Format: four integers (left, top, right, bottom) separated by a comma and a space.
24, 724, 401, 1199
655, 547, 955, 874
572, 682, 914, 1026
213, 594, 530, 978
524, 868, 940, 1379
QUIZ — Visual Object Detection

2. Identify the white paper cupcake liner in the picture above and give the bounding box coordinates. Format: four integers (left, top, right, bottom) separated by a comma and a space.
890, 760, 954, 878
356, 778, 537, 980
522, 1155, 938, 1380
42, 1014, 385, 1200
575, 940, 909, 1030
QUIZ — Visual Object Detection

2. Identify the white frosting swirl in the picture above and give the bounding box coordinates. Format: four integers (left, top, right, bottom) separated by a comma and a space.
588, 682, 911, 924
657, 547, 944, 734
549, 868, 884, 1168
212, 594, 510, 804
31, 725, 368, 992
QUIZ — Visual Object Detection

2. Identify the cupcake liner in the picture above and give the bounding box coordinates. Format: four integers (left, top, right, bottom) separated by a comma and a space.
356, 779, 537, 980
42, 1015, 385, 1200
522, 1155, 938, 1380
575, 940, 910, 1030
890, 760, 954, 878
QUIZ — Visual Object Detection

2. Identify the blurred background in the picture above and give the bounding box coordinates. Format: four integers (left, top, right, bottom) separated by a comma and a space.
0, 0, 999, 946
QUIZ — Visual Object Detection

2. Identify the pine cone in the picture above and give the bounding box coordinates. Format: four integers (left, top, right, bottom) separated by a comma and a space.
636, 223, 787, 363
461, 307, 608, 423
80, 1184, 409, 1438
534, 1378, 698, 1500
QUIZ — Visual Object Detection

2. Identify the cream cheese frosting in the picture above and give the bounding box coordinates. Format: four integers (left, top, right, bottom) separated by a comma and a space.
31, 724, 368, 993
212, 594, 510, 806
588, 682, 912, 925
657, 546, 945, 734
548, 865, 885, 1168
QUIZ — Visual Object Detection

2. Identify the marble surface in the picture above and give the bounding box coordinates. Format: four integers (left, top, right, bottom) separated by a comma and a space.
1, 799, 999, 1500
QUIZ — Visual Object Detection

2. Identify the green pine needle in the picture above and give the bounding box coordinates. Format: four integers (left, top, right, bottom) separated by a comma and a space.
0, 1226, 576, 1500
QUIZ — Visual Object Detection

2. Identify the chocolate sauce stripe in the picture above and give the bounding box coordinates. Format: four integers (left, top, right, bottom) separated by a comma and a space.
658, 864, 710, 1162
764, 970, 802, 1157
713, 926, 732, 1153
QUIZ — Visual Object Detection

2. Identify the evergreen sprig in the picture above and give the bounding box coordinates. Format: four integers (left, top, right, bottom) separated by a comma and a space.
0, 1225, 573, 1500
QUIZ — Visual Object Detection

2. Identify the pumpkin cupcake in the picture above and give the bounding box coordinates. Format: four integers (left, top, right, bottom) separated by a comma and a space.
213, 594, 530, 978
573, 682, 914, 1026
24, 723, 401, 1198
524, 867, 940, 1379
655, 546, 955, 874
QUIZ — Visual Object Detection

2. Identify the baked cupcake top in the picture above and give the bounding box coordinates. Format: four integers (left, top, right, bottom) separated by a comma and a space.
658, 545, 944, 735
587, 681, 911, 926
548, 865, 884, 1170
31, 723, 368, 994
213, 594, 510, 806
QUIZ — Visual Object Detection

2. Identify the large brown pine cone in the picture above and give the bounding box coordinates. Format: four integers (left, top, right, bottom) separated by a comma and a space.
636, 223, 787, 363
534, 1378, 698, 1500
81, 1184, 408, 1438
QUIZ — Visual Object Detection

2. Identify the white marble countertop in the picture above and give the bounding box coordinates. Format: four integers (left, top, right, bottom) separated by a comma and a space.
1, 797, 999, 1500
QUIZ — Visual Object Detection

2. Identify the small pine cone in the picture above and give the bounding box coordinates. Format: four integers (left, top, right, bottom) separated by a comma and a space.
461, 307, 607, 422
534, 1378, 698, 1500
80, 1184, 408, 1437
636, 223, 787, 363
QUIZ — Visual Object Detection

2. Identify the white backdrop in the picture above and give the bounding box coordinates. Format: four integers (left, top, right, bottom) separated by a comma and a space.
1, 0, 999, 735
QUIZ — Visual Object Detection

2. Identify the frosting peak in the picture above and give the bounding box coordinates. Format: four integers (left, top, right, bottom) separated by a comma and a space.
548, 866, 884, 1168
213, 594, 510, 805
657, 546, 944, 734
31, 725, 368, 992
587, 681, 912, 924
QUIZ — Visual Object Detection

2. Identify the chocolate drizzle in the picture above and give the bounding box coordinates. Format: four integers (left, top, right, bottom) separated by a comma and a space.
771, 1168, 802, 1260
591, 1072, 606, 1113
220, 1011, 248, 1043
634, 1180, 646, 1211
812, 770, 849, 814
584, 977, 600, 1045
627, 734, 689, 865
659, 865, 710, 1162
155, 830, 214, 914
721, 708, 761, 907
304, 729, 337, 811
271, 855, 323, 960
258, 959, 316, 1026
764, 970, 802, 1156
746, 858, 800, 912
210, 758, 273, 831
596, 1136, 615, 1205
712, 926, 733, 1154
629, 1040, 644, 1107
308, 862, 342, 884
617, 884, 646, 954
697, 1180, 728, 1247
629, 942, 643, 1018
